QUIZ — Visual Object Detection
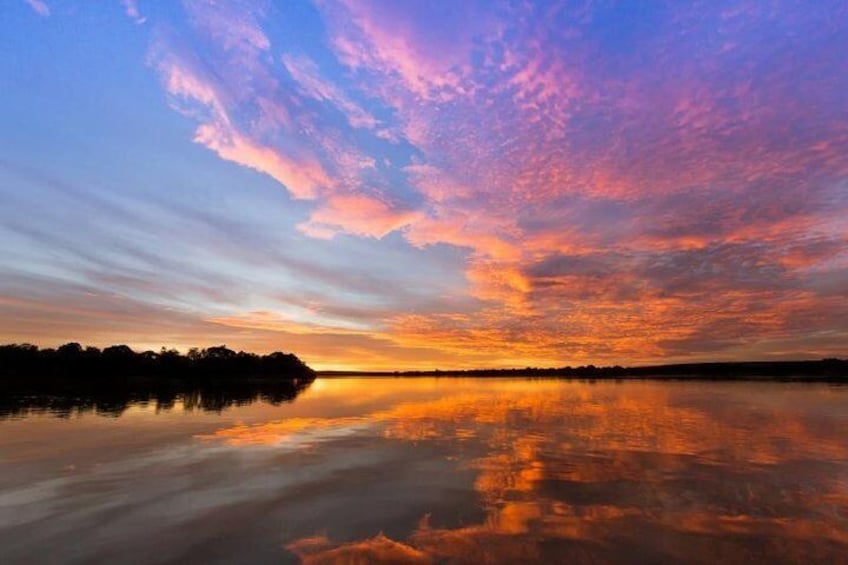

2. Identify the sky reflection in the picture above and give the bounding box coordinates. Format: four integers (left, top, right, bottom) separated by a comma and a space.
1, 378, 847, 563
200, 379, 848, 562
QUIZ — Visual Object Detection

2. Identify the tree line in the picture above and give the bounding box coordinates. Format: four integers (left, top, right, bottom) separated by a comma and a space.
0, 342, 315, 380
323, 359, 848, 380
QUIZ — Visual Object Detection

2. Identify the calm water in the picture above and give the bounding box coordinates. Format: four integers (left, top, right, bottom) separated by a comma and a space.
1, 378, 847, 564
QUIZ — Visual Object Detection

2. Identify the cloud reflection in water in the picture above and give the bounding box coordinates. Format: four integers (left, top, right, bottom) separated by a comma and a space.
197, 379, 848, 563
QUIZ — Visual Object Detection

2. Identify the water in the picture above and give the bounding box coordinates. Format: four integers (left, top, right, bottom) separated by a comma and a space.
1, 377, 847, 564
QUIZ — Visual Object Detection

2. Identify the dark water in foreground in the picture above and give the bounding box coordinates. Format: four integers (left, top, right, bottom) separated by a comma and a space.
1, 378, 847, 564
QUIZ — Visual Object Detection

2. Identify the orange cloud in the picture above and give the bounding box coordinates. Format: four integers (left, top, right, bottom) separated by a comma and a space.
298, 194, 420, 239
207, 310, 371, 336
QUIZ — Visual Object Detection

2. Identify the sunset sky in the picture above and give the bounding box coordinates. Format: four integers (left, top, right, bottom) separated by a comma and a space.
1, 0, 846, 370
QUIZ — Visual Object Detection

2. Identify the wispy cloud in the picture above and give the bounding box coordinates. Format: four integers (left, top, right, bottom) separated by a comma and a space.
282, 53, 379, 130
24, 0, 49, 17
120, 0, 146, 24
150, 44, 330, 199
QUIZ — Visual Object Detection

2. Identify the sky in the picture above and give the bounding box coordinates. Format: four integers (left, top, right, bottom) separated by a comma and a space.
1, 0, 846, 370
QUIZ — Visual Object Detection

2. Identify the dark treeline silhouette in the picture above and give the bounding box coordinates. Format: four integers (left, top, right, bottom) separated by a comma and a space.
0, 343, 316, 418
321, 359, 848, 381
0, 342, 315, 379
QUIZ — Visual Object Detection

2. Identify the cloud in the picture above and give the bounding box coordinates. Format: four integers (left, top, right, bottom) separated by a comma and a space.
298, 193, 420, 240
120, 0, 146, 24
24, 0, 49, 17
282, 54, 379, 130
151, 46, 330, 199
319, 0, 487, 101
207, 310, 371, 336
193, 121, 330, 199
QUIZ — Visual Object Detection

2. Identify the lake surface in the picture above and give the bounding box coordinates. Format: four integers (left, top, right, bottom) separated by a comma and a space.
1, 378, 847, 564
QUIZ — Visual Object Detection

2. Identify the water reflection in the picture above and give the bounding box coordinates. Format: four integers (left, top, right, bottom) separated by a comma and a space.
216, 381, 848, 563
1, 378, 847, 563
0, 377, 315, 418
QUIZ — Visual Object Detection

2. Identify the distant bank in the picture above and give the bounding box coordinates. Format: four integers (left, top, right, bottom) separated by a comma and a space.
319, 359, 848, 381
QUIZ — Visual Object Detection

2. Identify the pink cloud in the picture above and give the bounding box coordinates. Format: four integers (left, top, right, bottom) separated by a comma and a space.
321, 0, 489, 101
194, 122, 330, 200
404, 213, 519, 262
178, 0, 296, 131
150, 2, 413, 234
282, 54, 379, 130
155, 56, 228, 120
298, 194, 420, 239
403, 164, 476, 203
24, 0, 49, 17
120, 0, 146, 24
184, 0, 270, 54
152, 46, 329, 199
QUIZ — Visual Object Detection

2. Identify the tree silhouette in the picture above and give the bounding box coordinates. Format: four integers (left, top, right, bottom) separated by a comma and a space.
0, 342, 316, 418
0, 342, 315, 379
